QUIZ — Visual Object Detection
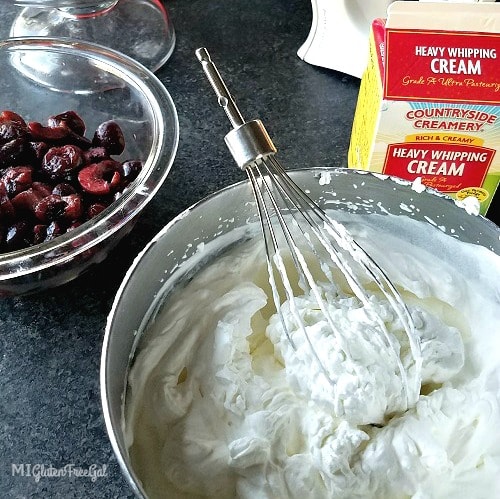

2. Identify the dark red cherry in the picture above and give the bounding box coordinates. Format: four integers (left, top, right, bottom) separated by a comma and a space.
78, 160, 121, 195
0, 166, 33, 197
92, 121, 125, 155
5, 220, 32, 250
48, 111, 86, 136
42, 145, 84, 181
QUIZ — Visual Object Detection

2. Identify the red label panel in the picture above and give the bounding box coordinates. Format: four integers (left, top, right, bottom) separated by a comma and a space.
384, 29, 500, 104
382, 142, 495, 192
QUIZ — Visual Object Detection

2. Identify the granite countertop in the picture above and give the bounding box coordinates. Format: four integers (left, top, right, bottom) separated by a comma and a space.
1, 1, 499, 498
0, 1, 360, 497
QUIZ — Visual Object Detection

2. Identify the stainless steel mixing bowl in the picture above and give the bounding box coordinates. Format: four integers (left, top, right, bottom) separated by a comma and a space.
101, 167, 500, 497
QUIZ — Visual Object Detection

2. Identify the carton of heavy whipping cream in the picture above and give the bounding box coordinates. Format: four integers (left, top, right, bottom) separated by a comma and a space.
348, 1, 500, 214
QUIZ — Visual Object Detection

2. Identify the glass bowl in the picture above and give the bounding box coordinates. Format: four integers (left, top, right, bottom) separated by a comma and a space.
0, 37, 179, 296
101, 167, 500, 497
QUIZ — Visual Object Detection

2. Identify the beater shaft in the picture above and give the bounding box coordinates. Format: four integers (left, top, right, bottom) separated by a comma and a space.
196, 47, 277, 169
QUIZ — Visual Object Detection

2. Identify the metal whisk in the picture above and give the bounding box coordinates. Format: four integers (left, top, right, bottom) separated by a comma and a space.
196, 47, 422, 412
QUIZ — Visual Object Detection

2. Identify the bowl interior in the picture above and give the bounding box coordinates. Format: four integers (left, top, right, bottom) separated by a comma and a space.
0, 38, 166, 171
101, 167, 500, 496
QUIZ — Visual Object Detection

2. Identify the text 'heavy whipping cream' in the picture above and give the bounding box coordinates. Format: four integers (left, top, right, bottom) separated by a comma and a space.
348, 1, 500, 214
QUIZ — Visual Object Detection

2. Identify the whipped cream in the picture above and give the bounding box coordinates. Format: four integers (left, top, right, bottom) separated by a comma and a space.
125, 212, 500, 498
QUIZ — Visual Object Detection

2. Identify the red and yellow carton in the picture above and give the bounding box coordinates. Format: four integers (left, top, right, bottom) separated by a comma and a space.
348, 1, 500, 215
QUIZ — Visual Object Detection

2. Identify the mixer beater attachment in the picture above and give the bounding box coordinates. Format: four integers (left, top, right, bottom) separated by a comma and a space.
196, 47, 422, 412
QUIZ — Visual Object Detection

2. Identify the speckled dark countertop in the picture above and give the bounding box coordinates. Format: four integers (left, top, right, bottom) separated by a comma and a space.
1, 1, 499, 498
